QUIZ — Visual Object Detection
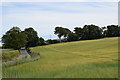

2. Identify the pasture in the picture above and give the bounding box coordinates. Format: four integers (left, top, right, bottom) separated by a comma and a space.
2, 37, 118, 78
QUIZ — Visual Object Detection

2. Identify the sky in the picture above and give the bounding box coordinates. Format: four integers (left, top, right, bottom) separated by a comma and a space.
0, 0, 119, 2
0, 1, 118, 42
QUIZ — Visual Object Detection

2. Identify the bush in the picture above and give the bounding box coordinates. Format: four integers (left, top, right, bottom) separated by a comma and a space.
46, 39, 59, 44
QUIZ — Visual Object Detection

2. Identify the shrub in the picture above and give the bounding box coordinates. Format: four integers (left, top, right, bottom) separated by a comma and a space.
46, 39, 59, 44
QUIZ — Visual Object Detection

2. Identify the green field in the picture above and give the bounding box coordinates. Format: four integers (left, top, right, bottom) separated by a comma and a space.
2, 37, 118, 78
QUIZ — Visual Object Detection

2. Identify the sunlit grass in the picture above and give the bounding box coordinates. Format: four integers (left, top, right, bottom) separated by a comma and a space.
2, 37, 118, 78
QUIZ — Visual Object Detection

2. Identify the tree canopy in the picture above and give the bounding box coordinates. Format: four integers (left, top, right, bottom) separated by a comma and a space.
67, 32, 79, 41
2, 27, 27, 50
74, 27, 83, 40
24, 27, 39, 47
105, 25, 120, 37
2, 24, 120, 50
54, 27, 71, 42
54, 24, 120, 42
82, 24, 103, 40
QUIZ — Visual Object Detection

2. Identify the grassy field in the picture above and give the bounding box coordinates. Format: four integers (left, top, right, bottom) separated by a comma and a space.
2, 37, 118, 78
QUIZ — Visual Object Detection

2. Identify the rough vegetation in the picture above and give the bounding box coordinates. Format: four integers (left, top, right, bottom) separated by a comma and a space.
2, 48, 40, 67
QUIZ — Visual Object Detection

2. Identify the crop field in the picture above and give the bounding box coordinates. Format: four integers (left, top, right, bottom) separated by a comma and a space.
2, 37, 118, 78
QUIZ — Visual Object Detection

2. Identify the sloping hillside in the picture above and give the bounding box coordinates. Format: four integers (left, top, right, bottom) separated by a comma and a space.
3, 37, 118, 78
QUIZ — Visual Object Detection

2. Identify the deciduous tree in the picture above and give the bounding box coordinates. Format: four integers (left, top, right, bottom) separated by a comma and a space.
23, 27, 39, 47
2, 27, 27, 50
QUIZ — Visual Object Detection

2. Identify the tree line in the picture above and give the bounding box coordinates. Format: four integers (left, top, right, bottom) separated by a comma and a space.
2, 27, 45, 50
55, 24, 120, 42
1, 24, 120, 50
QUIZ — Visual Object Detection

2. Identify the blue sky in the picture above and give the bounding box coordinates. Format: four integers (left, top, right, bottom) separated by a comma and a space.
0, 2, 118, 41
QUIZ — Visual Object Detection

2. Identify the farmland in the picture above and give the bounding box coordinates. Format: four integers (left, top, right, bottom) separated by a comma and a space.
2, 37, 118, 78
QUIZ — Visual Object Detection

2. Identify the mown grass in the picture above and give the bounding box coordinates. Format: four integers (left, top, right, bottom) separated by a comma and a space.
2, 37, 118, 78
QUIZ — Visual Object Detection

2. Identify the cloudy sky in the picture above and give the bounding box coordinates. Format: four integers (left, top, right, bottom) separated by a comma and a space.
0, 1, 118, 40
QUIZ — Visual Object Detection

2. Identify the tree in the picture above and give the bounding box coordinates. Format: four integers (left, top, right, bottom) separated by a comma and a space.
54, 27, 64, 42
23, 27, 39, 47
101, 27, 107, 37
82, 24, 103, 40
54, 27, 71, 42
46, 39, 59, 44
38, 37, 46, 46
2, 27, 27, 50
67, 32, 79, 41
105, 25, 120, 37
63, 28, 71, 38
74, 27, 83, 40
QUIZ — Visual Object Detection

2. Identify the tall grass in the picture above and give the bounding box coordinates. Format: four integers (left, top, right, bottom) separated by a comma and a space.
2, 50, 19, 62
2, 37, 118, 78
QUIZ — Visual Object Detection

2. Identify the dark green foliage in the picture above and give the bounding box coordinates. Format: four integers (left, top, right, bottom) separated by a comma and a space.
54, 27, 64, 39
2, 27, 27, 50
24, 27, 39, 47
38, 37, 46, 46
73, 24, 103, 40
74, 27, 83, 39
67, 32, 79, 41
63, 28, 71, 37
2, 27, 46, 49
46, 39, 59, 44
54, 24, 120, 42
54, 27, 71, 42
105, 25, 120, 37
82, 24, 103, 40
